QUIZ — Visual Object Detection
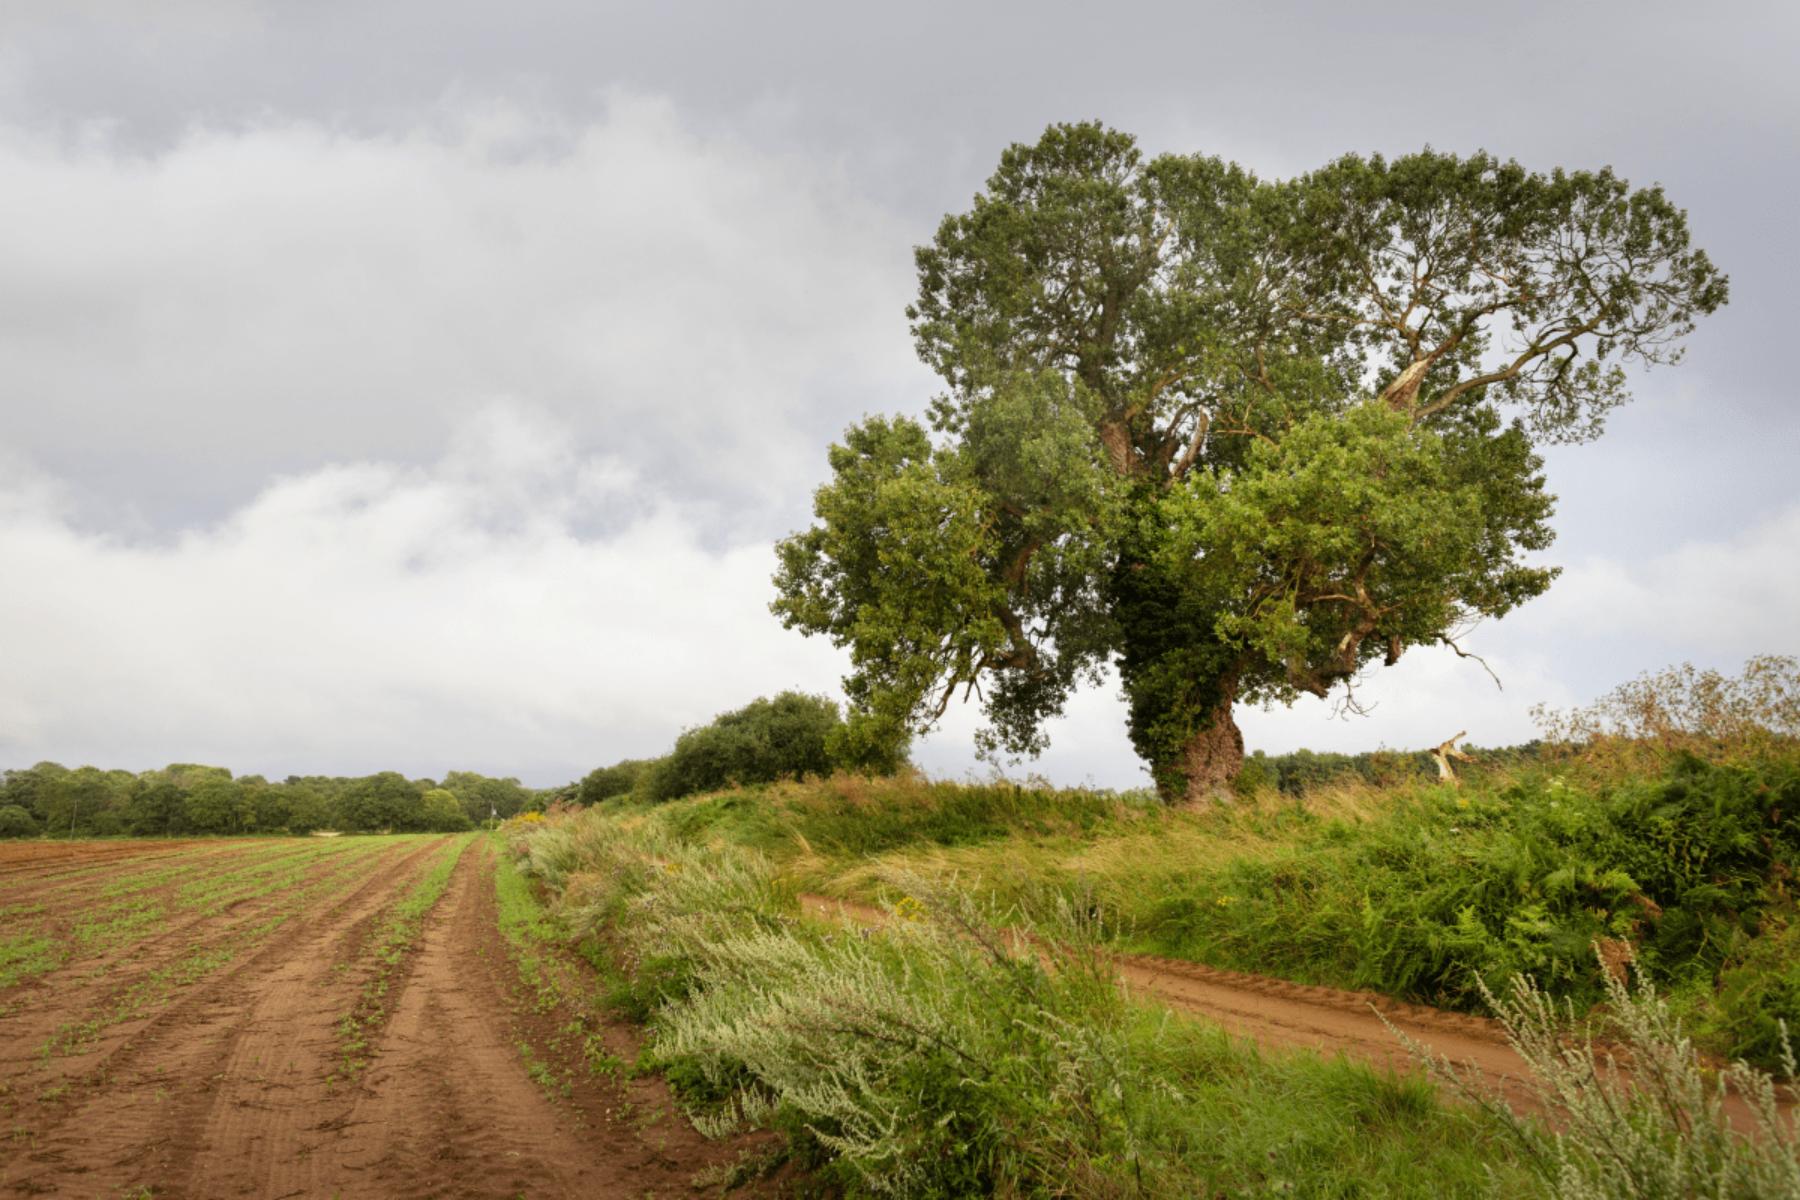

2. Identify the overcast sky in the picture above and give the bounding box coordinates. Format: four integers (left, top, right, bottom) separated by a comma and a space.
1, 1, 1796, 787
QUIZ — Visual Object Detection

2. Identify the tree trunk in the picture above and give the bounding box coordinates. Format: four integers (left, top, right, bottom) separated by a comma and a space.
1176, 694, 1244, 804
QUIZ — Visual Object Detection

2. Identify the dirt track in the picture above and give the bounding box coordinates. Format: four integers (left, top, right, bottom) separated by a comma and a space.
1, 838, 764, 1199
800, 893, 1547, 1114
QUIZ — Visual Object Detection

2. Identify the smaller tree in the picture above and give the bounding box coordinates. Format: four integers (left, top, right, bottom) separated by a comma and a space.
644, 691, 878, 803
419, 788, 474, 832
0, 804, 37, 838
577, 759, 652, 806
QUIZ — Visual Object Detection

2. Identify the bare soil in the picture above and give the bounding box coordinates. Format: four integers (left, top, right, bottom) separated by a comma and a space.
0, 839, 775, 1198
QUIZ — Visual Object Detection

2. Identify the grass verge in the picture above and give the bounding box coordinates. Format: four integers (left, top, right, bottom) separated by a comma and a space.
593, 751, 1800, 1071
509, 809, 1531, 1197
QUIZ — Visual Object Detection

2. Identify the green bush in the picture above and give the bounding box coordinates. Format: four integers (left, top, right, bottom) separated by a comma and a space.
1136, 754, 1800, 1064
646, 691, 849, 802
0, 804, 37, 838
576, 759, 652, 806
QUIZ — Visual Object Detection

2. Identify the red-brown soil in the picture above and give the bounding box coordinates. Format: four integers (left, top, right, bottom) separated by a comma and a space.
0, 841, 214, 893
0, 838, 774, 1199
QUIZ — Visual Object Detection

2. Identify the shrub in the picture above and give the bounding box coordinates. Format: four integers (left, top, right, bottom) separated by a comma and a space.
576, 759, 651, 806
0, 804, 36, 838
648, 691, 849, 802
1534, 655, 1800, 760
1397, 956, 1800, 1199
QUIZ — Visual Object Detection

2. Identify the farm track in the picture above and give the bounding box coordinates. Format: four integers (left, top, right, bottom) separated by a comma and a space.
799, 892, 1785, 1131
1, 839, 775, 1199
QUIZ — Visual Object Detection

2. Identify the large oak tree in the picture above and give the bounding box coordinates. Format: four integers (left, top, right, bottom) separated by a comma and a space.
774, 123, 1727, 801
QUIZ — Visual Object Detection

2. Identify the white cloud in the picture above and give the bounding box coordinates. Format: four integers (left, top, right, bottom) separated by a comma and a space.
0, 404, 847, 783
1520, 505, 1800, 656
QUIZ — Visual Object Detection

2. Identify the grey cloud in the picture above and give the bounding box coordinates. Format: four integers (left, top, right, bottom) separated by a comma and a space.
0, 98, 930, 534
0, 2, 1794, 780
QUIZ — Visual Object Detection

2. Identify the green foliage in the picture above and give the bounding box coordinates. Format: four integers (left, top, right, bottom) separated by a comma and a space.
0, 758, 545, 836
1238, 744, 1552, 797
629, 691, 898, 805
576, 759, 651, 806
618, 742, 1800, 1075
335, 771, 423, 832
0, 803, 36, 837
440, 770, 531, 822
513, 809, 1523, 1197
418, 788, 475, 832
1712, 905, 1800, 1068
1162, 402, 1555, 709
775, 121, 1727, 799
183, 776, 244, 833
1120, 756, 1800, 1067
647, 771, 1148, 860
281, 783, 334, 834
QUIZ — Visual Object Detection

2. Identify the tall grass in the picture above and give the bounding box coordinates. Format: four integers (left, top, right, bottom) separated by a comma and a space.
1394, 958, 1800, 1199
511, 808, 1522, 1197
627, 751, 1800, 1071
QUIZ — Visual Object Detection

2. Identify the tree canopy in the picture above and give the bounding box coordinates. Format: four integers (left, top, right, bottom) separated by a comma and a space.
774, 123, 1726, 801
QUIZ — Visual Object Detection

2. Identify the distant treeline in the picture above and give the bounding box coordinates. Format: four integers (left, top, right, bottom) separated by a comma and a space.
1236, 741, 1548, 797
0, 703, 1553, 840
0, 763, 550, 838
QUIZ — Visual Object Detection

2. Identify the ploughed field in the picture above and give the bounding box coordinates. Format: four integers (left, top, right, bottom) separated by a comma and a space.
0, 836, 755, 1199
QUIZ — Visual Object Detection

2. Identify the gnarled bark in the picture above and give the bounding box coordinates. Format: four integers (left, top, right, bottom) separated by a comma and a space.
1176, 697, 1244, 804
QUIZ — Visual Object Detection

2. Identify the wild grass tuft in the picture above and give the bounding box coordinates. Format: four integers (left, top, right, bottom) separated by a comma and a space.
1394, 951, 1800, 1199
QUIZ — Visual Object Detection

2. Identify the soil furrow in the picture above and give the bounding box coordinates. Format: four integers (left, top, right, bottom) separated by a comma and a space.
0, 839, 446, 1197
0, 838, 781, 1199
292, 839, 738, 1199
0, 842, 393, 1051
0, 844, 336, 1005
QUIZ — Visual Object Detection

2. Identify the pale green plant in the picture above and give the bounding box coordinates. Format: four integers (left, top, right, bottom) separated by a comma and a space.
1394, 952, 1800, 1199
